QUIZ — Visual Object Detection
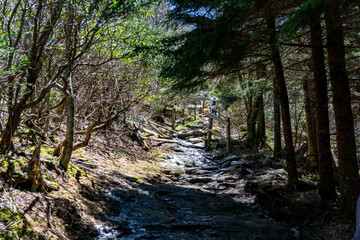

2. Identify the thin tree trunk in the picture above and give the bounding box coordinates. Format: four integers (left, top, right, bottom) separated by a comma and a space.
325, 0, 360, 217
273, 77, 282, 158
59, 71, 75, 171
59, 6, 75, 171
256, 63, 266, 147
256, 94, 265, 147
267, 15, 298, 188
247, 97, 258, 143
309, 18, 336, 200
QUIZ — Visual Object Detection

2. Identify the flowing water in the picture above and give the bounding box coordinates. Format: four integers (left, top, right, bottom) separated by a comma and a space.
94, 137, 296, 240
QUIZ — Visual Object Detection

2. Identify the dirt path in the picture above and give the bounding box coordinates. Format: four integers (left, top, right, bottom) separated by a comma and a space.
95, 137, 295, 239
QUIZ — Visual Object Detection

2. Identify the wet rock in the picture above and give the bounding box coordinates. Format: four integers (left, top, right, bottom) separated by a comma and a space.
230, 160, 245, 166
223, 155, 239, 162
188, 137, 204, 143
195, 170, 213, 175
219, 167, 232, 172
219, 155, 240, 167
176, 130, 206, 139
185, 168, 198, 174
188, 177, 212, 183
173, 146, 184, 152
202, 165, 218, 171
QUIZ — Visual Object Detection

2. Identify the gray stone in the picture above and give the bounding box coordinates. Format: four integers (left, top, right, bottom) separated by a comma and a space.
188, 177, 212, 183
202, 165, 218, 171
219, 167, 232, 172
230, 161, 245, 166
187, 137, 204, 143
223, 155, 239, 162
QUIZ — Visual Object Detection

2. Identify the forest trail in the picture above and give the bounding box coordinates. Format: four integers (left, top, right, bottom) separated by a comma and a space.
95, 126, 296, 240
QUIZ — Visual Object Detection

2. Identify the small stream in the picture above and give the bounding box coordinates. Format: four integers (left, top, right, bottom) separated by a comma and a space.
94, 137, 296, 239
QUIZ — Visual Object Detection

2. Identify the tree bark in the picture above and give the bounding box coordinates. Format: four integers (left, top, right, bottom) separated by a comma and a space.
267, 15, 298, 188
309, 18, 336, 200
59, 6, 75, 171
325, 0, 360, 217
256, 94, 265, 147
58, 72, 75, 171
247, 97, 258, 143
255, 63, 266, 147
273, 77, 282, 158
302, 76, 318, 171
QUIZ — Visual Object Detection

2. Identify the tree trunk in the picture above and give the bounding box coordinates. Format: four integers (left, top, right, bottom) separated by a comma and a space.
28, 141, 42, 192
0, 1, 63, 153
302, 76, 318, 171
246, 82, 256, 143
247, 97, 258, 143
59, 6, 75, 171
273, 77, 282, 158
325, 0, 360, 217
309, 18, 336, 200
267, 15, 298, 188
256, 94, 265, 147
58, 78, 75, 171
255, 63, 266, 147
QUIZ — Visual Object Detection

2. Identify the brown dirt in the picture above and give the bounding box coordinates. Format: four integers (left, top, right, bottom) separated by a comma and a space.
0, 126, 164, 239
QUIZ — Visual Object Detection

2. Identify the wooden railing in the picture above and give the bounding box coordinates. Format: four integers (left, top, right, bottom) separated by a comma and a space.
166, 98, 232, 153
167, 98, 206, 130
205, 106, 232, 153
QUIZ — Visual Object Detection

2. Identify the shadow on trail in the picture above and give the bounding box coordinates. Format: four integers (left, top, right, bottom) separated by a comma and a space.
95, 172, 295, 240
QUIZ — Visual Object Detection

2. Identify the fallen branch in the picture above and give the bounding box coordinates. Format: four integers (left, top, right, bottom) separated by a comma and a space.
147, 122, 170, 139
143, 136, 179, 144
148, 120, 178, 134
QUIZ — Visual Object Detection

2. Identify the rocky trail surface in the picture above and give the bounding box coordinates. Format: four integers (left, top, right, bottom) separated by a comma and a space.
95, 127, 296, 240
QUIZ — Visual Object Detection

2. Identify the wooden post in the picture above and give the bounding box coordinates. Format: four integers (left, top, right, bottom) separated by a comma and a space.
206, 117, 213, 147
226, 117, 231, 153
171, 108, 175, 130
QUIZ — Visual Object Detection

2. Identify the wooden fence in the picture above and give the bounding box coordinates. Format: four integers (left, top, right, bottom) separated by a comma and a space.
168, 98, 206, 130
205, 106, 232, 153
167, 97, 232, 153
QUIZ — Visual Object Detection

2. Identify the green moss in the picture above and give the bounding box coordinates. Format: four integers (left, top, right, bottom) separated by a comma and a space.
134, 176, 142, 183
112, 161, 121, 168
40, 146, 54, 157
0, 208, 44, 239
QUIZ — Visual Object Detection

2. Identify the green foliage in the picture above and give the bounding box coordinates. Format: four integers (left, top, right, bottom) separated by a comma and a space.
281, 0, 326, 37
160, 0, 251, 93
0, 209, 43, 239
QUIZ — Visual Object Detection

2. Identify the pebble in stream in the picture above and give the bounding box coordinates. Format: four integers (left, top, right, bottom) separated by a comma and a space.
95, 138, 296, 240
